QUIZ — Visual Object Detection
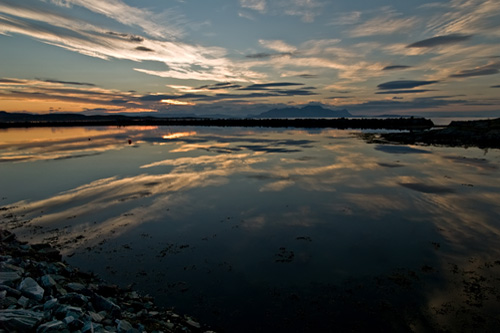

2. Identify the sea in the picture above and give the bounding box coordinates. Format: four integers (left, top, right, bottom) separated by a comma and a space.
1, 125, 499, 332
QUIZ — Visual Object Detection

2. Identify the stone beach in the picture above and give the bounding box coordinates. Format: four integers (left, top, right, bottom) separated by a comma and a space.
0, 230, 214, 333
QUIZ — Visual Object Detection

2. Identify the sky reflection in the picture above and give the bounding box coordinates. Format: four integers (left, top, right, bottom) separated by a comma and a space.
1, 126, 500, 331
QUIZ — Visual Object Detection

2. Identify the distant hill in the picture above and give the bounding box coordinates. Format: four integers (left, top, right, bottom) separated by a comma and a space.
252, 105, 352, 118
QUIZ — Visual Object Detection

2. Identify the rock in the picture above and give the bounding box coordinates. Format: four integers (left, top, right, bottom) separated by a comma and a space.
0, 271, 21, 285
93, 294, 120, 316
36, 319, 67, 333
18, 277, 45, 301
82, 321, 104, 333
0, 284, 22, 297
0, 309, 45, 331
117, 319, 133, 332
66, 282, 85, 292
17, 295, 30, 308
59, 292, 88, 306
44, 298, 59, 311
89, 311, 104, 322
186, 317, 201, 328
41, 274, 57, 288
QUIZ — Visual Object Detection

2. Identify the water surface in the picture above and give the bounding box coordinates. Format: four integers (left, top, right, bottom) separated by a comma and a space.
1, 126, 500, 332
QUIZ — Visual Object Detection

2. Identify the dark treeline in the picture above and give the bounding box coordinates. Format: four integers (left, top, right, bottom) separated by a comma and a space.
0, 112, 434, 129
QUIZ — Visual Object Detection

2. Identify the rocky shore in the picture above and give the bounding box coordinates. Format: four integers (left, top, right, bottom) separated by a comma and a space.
0, 230, 214, 333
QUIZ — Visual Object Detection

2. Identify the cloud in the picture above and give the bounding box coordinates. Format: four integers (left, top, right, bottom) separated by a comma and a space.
425, 0, 500, 37
239, 82, 305, 90
49, 0, 184, 39
259, 39, 297, 53
350, 8, 418, 37
240, 0, 266, 13
196, 83, 243, 90
376, 89, 434, 95
281, 0, 324, 23
0, 1, 260, 83
245, 52, 293, 59
296, 74, 319, 78
449, 61, 500, 78
382, 65, 412, 71
377, 80, 439, 90
407, 34, 472, 48
491, 85, 500, 88
135, 46, 154, 52
329, 11, 361, 25
41, 79, 96, 86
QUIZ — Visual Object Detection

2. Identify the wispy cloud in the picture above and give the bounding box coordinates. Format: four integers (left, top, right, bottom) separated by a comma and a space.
426, 0, 500, 37
239, 0, 324, 22
0, 2, 261, 83
349, 8, 418, 37
328, 11, 361, 26
49, 0, 184, 39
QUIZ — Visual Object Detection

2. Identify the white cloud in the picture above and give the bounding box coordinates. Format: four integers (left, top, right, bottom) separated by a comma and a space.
240, 0, 266, 13
0, 2, 263, 82
259, 39, 297, 53
50, 0, 184, 39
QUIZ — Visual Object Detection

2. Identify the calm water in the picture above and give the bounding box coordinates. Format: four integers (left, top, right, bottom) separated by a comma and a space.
1, 126, 500, 332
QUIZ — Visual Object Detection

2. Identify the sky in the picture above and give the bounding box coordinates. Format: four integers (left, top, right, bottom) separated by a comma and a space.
1, 0, 500, 117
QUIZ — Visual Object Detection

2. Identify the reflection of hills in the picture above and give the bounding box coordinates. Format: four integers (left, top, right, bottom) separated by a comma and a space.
253, 105, 352, 118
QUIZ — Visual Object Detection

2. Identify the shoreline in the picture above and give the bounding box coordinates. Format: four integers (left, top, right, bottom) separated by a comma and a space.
0, 229, 215, 333
0, 116, 433, 130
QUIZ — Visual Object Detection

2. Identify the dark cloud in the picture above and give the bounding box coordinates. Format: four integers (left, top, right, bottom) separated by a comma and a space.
491, 85, 500, 88
326, 96, 351, 99
239, 82, 304, 90
197, 82, 242, 90
376, 89, 434, 94
42, 79, 96, 87
382, 65, 412, 71
406, 34, 472, 48
450, 62, 500, 78
245, 52, 293, 59
377, 80, 439, 90
106, 31, 144, 42
135, 46, 154, 52
296, 74, 319, 78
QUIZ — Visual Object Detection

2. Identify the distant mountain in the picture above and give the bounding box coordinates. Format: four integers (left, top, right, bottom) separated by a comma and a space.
252, 105, 352, 118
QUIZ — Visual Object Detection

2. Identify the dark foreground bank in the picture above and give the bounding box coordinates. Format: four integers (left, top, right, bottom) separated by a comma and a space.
370, 118, 500, 149
0, 230, 214, 333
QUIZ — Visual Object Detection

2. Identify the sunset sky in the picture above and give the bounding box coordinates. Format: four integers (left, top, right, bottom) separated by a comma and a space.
1, 0, 499, 117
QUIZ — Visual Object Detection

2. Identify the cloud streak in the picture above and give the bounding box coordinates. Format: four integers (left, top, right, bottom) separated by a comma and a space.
407, 34, 472, 48
449, 61, 500, 78
377, 80, 439, 90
